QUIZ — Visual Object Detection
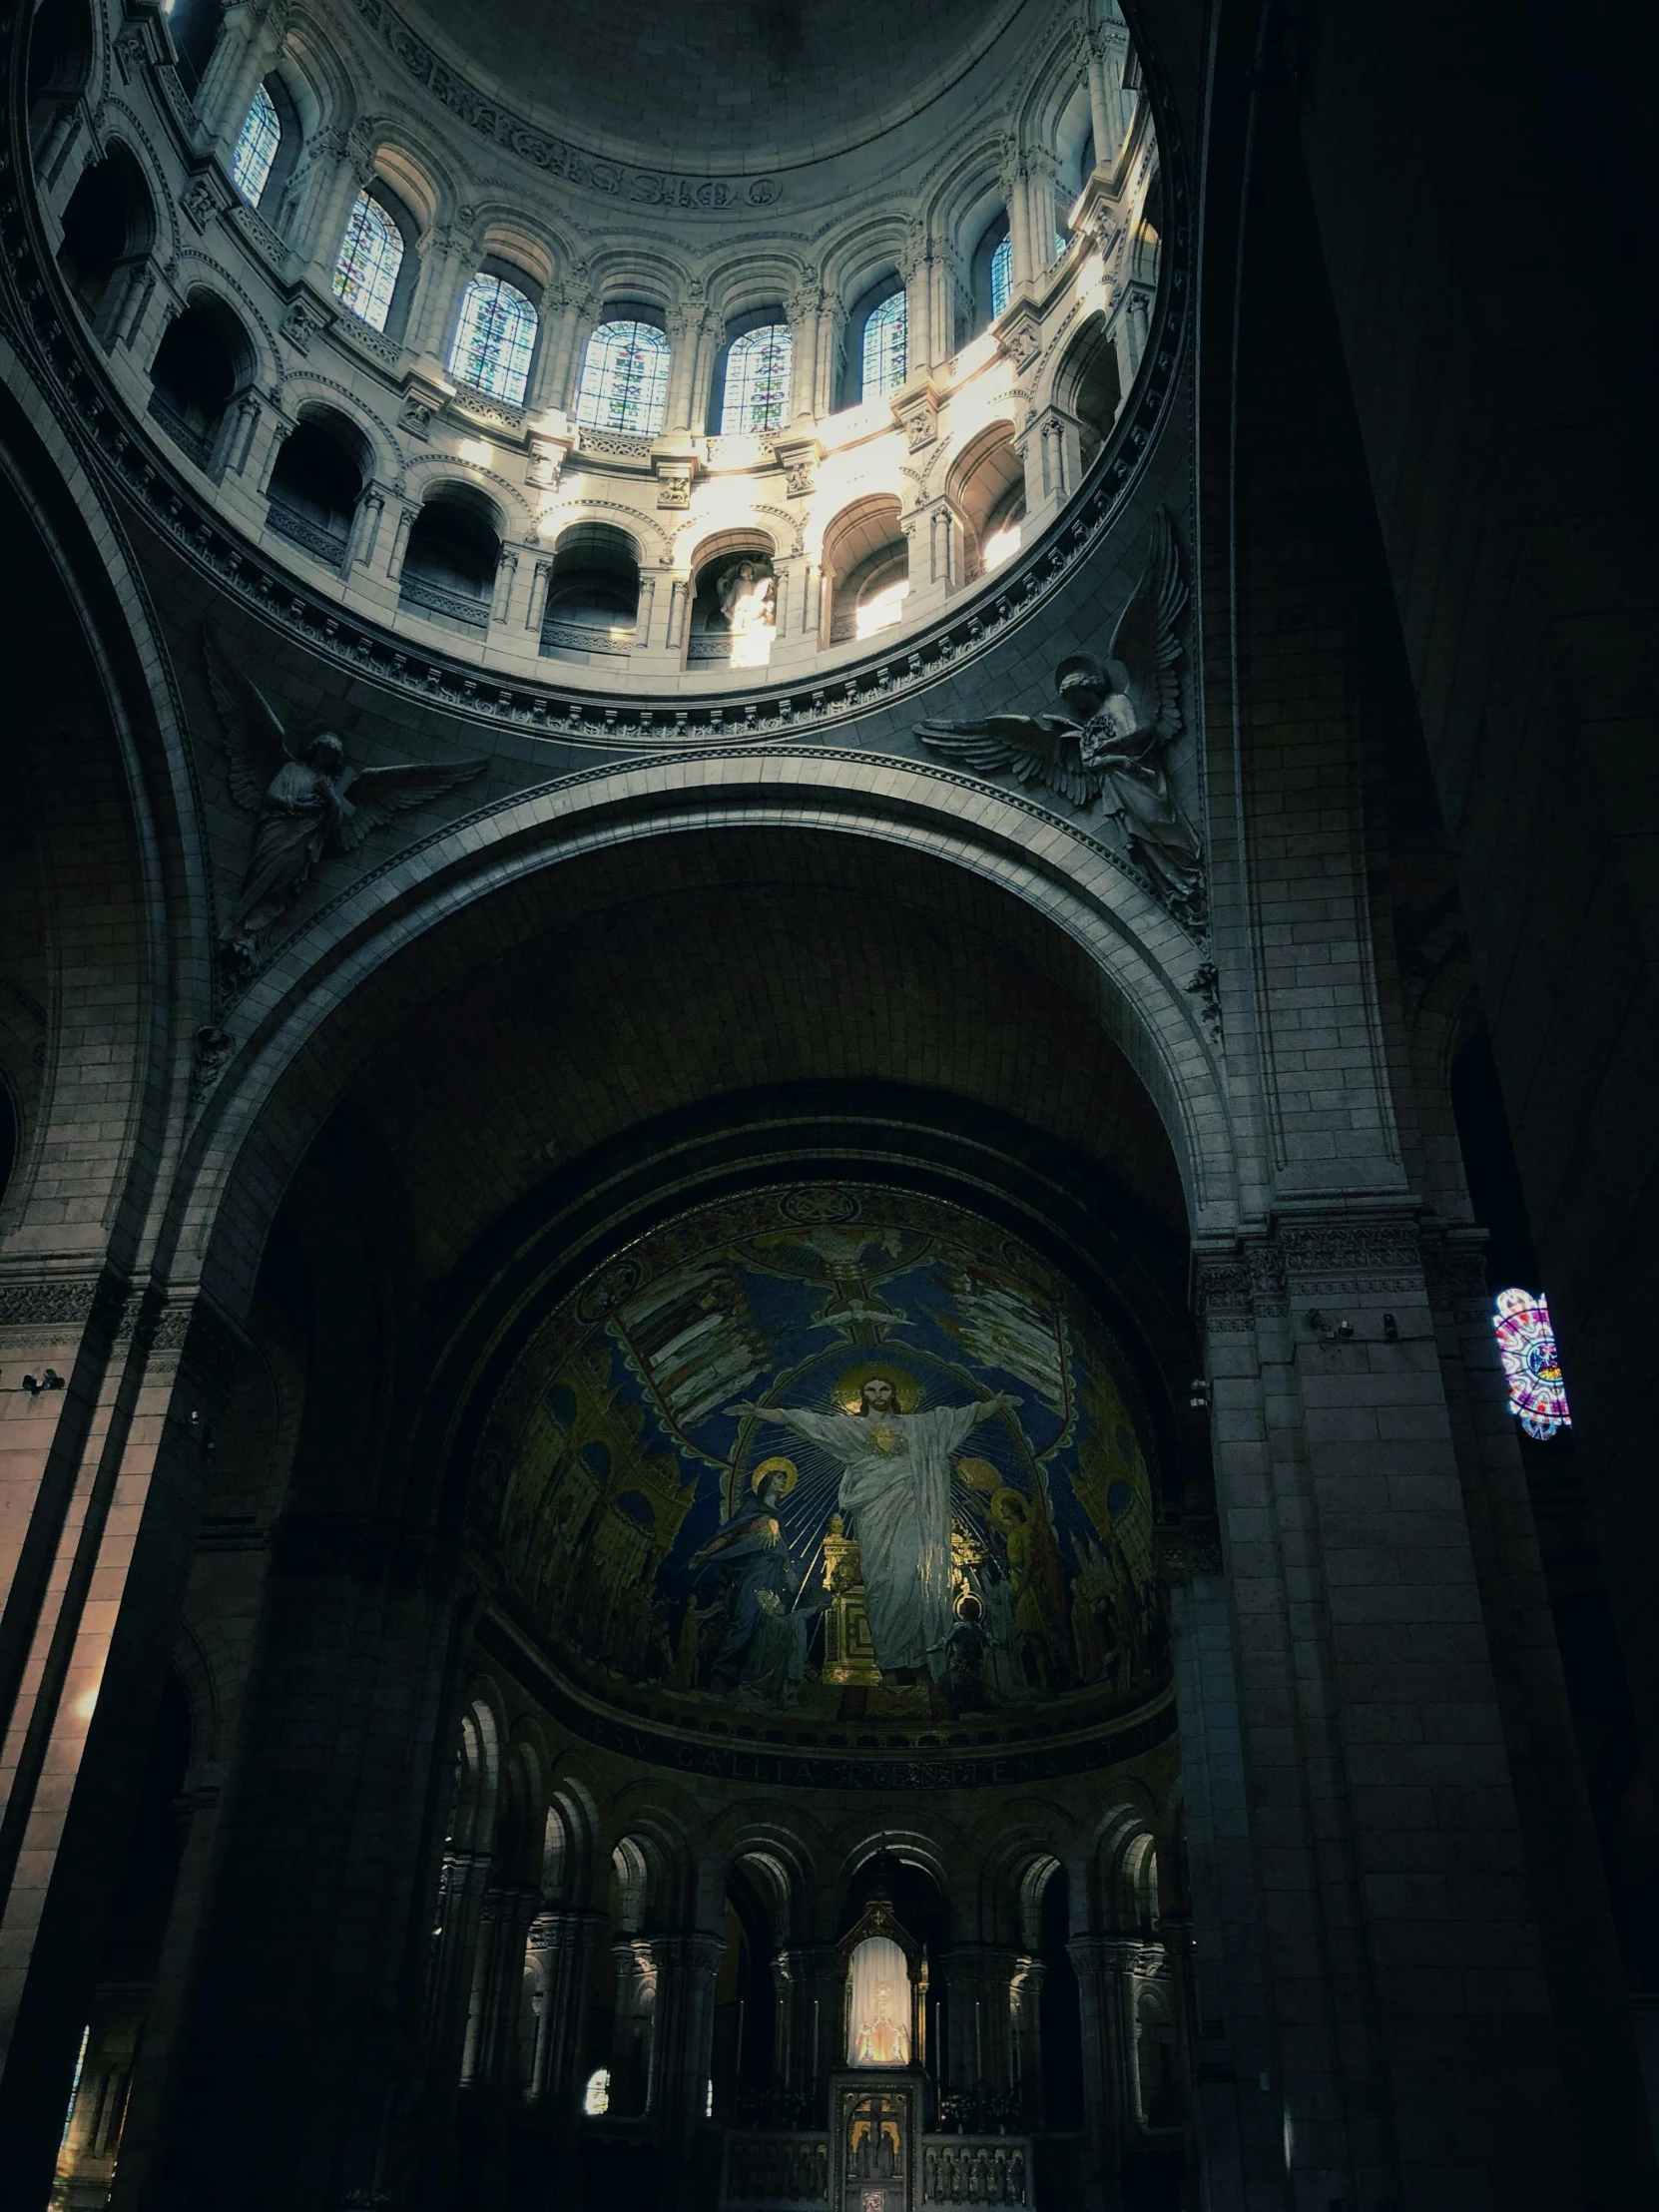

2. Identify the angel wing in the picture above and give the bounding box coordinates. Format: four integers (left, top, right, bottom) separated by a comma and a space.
913, 715, 1104, 809
203, 625, 293, 810
1103, 509, 1188, 744
334, 757, 488, 850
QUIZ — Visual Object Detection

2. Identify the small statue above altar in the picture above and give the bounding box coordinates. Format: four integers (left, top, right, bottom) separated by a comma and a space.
847, 1933, 913, 2067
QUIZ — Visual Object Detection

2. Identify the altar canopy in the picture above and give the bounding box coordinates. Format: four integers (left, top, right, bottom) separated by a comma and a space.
848, 1936, 912, 2065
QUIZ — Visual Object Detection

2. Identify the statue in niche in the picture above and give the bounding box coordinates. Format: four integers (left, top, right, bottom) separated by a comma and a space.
204, 628, 486, 974
717, 556, 777, 637
740, 1374, 1018, 1682
913, 510, 1203, 924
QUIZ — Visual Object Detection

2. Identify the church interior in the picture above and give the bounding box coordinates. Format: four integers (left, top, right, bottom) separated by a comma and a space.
1, 0, 1657, 2207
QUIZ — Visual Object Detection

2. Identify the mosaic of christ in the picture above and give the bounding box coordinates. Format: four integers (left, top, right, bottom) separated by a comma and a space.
472, 1186, 1171, 1740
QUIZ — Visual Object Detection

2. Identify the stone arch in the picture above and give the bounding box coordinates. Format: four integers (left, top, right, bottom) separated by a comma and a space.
169, 767, 1234, 1366
946, 417, 1024, 574
822, 492, 907, 644
56, 138, 155, 340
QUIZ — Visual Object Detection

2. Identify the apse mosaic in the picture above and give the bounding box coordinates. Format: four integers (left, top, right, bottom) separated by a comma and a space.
472, 1187, 1170, 1746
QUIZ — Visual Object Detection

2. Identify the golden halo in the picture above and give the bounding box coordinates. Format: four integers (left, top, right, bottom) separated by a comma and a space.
752, 1455, 799, 1497
989, 1485, 1030, 1530
834, 1361, 922, 1414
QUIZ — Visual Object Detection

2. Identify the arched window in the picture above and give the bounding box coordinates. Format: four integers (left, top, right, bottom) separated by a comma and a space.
720, 323, 792, 435
860, 289, 907, 400
575, 318, 670, 435
583, 2067, 611, 2116
230, 83, 279, 207
1493, 1290, 1572, 1439
990, 233, 1013, 318
331, 193, 403, 332
448, 273, 539, 407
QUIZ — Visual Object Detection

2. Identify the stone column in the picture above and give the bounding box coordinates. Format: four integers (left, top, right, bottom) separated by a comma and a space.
195, 0, 280, 160
902, 239, 932, 385
292, 129, 369, 296
385, 502, 419, 584
533, 283, 587, 415
1009, 1954, 1045, 2128
465, 1881, 541, 2093
429, 1848, 492, 2086
0, 1286, 244, 2200
787, 284, 822, 425
1065, 1933, 1125, 2212
646, 1931, 724, 2137
525, 1908, 607, 2114
408, 226, 472, 378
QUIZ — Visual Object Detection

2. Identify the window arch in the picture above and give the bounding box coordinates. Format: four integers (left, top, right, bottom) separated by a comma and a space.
575, 317, 670, 436
860, 288, 907, 401
230, 82, 279, 206
719, 321, 792, 435
448, 272, 539, 407
967, 210, 1013, 336
990, 233, 1013, 318
331, 192, 403, 332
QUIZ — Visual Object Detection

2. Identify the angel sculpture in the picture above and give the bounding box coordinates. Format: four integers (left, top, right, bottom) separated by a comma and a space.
914, 511, 1203, 922
204, 629, 486, 973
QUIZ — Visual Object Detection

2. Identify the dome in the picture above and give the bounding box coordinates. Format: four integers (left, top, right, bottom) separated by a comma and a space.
28, 0, 1175, 712
395, 0, 1027, 172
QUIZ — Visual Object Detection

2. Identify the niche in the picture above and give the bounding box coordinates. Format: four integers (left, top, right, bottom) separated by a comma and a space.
949, 422, 1025, 576
1055, 312, 1123, 469
824, 496, 908, 643
687, 539, 776, 669
148, 291, 252, 470
27, 0, 93, 146
57, 145, 154, 339
540, 523, 640, 663
399, 486, 501, 633
266, 407, 368, 568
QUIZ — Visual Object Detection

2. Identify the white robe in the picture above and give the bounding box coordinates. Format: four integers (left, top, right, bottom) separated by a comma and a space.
773, 1402, 977, 1674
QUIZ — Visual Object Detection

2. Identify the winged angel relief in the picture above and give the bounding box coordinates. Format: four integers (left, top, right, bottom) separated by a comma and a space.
915, 511, 1203, 924
205, 629, 486, 973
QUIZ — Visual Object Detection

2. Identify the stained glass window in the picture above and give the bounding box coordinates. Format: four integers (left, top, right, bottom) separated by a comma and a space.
331, 193, 403, 333
860, 290, 907, 400
230, 83, 280, 209
448, 274, 538, 406
575, 318, 670, 435
720, 323, 792, 435
1493, 1288, 1572, 1439
583, 2068, 610, 2116
989, 235, 1013, 319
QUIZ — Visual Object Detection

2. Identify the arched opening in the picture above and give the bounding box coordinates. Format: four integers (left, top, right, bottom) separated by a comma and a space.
824, 495, 908, 643
399, 486, 502, 634
448, 266, 541, 407
161, 0, 224, 92
266, 405, 369, 567
712, 1861, 776, 2125
711, 312, 792, 436
540, 522, 640, 662
1055, 310, 1123, 468
970, 208, 1012, 332
949, 421, 1025, 576
147, 290, 253, 470
26, 0, 93, 145
331, 182, 419, 341
230, 75, 301, 216
1035, 1862, 1085, 2132
575, 308, 671, 436
57, 144, 155, 339
687, 536, 777, 668
841, 274, 907, 408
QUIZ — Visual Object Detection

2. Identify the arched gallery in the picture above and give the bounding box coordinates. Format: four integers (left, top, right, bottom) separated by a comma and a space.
2, 0, 1657, 2206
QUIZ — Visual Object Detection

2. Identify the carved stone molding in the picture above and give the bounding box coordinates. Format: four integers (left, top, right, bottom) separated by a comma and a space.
0, 1279, 100, 1329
